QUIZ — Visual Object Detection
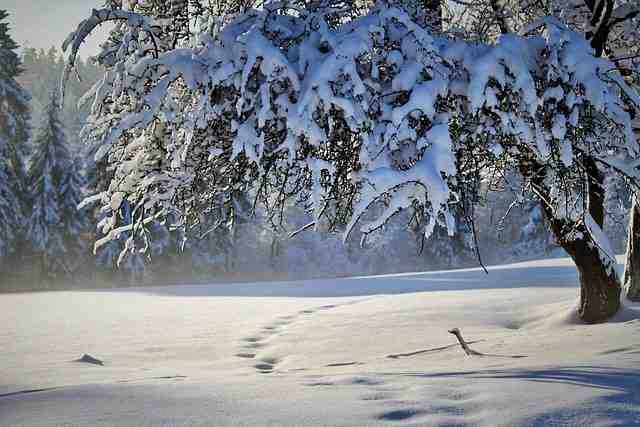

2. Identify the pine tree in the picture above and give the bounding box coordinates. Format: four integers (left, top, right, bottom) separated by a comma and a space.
26, 90, 87, 278
59, 156, 90, 268
0, 10, 30, 263
19, 46, 102, 151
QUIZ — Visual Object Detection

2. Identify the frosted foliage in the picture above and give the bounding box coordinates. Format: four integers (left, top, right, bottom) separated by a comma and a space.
0, 9, 30, 260
445, 17, 637, 249
63, 2, 638, 258
26, 94, 88, 276
0, 162, 22, 259
603, 175, 631, 253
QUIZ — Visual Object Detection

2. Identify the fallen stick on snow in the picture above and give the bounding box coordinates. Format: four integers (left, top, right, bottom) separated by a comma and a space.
386, 340, 484, 359
448, 328, 483, 356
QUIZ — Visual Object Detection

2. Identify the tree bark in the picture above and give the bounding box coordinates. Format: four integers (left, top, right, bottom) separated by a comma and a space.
528, 158, 621, 323
539, 213, 621, 322
562, 235, 621, 323
624, 196, 640, 301
581, 0, 640, 303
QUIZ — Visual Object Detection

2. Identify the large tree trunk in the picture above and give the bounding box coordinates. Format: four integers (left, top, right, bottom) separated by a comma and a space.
624, 196, 640, 301
529, 158, 621, 323
562, 235, 621, 323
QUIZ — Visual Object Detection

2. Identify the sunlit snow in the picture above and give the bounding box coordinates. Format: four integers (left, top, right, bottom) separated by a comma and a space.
2, 257, 639, 426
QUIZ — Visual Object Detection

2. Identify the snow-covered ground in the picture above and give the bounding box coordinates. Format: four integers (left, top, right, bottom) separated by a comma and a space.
1, 257, 640, 426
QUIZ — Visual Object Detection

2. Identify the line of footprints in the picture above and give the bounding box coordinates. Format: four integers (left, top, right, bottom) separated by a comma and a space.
235, 302, 355, 374
234, 299, 482, 424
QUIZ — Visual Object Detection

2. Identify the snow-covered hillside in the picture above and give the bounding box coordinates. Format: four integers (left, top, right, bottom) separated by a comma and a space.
1, 257, 639, 426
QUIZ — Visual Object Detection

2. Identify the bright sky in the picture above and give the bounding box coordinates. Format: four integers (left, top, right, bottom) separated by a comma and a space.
3, 0, 111, 58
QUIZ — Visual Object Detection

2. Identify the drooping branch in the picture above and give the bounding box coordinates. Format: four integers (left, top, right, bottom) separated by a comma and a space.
60, 8, 159, 106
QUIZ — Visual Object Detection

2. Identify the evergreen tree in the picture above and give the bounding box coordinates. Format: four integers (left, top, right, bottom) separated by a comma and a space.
0, 9, 30, 262
26, 90, 87, 278
59, 156, 90, 268
19, 46, 102, 150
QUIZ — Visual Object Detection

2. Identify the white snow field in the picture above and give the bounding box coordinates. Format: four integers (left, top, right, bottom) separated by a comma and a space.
1, 257, 640, 427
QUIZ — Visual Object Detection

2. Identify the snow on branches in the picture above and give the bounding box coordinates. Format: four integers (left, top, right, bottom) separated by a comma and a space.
62, 1, 638, 262
0, 9, 30, 260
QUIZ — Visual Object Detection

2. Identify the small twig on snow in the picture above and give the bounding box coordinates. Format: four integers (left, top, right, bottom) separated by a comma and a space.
448, 328, 483, 356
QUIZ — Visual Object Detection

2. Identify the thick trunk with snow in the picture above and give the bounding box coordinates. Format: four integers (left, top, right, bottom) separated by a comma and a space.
543, 217, 621, 323
530, 158, 621, 323
564, 235, 621, 323
624, 196, 640, 301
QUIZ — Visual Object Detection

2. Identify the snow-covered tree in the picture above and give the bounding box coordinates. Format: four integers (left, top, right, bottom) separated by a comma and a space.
0, 10, 30, 263
25, 97, 65, 276
19, 46, 103, 152
624, 196, 640, 301
549, 0, 640, 304
603, 174, 631, 252
446, 0, 640, 308
64, 1, 639, 322
26, 91, 88, 277
59, 156, 91, 270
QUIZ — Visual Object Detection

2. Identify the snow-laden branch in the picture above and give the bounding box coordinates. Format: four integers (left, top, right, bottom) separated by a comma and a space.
66, 2, 639, 260
60, 8, 159, 106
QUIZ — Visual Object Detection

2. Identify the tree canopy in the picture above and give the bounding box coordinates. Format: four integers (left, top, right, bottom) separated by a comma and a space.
63, 0, 640, 321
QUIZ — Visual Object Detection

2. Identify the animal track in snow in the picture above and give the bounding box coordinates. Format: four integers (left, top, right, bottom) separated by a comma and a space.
235, 300, 359, 374
376, 407, 427, 421
235, 352, 257, 359
333, 372, 483, 425
254, 356, 281, 374
368, 388, 477, 425
360, 391, 395, 401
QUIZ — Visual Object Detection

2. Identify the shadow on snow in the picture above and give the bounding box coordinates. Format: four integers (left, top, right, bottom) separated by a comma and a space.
383, 366, 640, 426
